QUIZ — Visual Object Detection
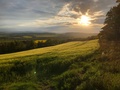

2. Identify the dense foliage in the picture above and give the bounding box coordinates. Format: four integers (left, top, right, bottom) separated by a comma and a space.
97, 2, 120, 90
0, 40, 35, 54
99, 1, 120, 59
99, 4, 120, 41
0, 39, 69, 54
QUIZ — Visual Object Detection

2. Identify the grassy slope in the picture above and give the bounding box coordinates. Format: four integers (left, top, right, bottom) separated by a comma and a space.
0, 40, 119, 90
0, 40, 98, 61
0, 40, 99, 90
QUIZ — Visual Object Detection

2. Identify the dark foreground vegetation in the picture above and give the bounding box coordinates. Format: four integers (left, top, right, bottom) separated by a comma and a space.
0, 40, 100, 90
0, 39, 119, 90
99, 0, 120, 60
0, 41, 120, 90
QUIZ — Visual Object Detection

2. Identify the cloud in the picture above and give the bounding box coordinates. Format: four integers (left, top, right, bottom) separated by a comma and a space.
93, 0, 98, 2
18, 15, 77, 28
56, 0, 116, 25
0, 0, 63, 20
0, 0, 117, 33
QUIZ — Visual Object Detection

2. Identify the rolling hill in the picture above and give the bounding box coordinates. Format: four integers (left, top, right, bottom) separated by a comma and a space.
0, 40, 98, 60
0, 40, 119, 90
0, 40, 120, 90
0, 40, 99, 90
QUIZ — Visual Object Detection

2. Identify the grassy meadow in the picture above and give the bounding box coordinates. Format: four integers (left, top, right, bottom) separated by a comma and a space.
0, 40, 98, 60
0, 40, 120, 90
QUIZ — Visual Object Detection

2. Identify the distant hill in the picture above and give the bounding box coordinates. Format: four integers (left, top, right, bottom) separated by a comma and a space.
0, 32, 98, 40
60, 32, 98, 38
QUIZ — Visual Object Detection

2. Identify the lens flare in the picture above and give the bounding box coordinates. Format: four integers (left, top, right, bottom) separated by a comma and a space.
79, 15, 91, 26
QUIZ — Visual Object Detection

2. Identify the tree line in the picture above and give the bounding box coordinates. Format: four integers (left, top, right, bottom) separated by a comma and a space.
0, 39, 69, 54
0, 36, 97, 54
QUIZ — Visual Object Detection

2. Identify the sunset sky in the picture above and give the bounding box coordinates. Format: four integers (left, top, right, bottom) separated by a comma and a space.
0, 0, 117, 33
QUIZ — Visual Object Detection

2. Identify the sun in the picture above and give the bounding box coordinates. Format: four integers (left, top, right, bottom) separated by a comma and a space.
78, 15, 91, 26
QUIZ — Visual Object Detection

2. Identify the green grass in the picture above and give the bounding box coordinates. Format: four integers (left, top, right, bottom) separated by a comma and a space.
0, 40, 99, 90
0, 40, 98, 60
0, 39, 120, 90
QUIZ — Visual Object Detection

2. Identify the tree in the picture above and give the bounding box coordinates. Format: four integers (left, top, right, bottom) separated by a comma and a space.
99, 1, 120, 41
99, 1, 120, 59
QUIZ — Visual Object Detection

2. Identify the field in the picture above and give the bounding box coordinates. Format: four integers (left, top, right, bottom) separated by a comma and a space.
0, 40, 98, 60
0, 40, 120, 90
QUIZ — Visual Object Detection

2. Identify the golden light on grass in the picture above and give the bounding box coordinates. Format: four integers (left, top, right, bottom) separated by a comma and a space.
0, 40, 98, 60
78, 15, 91, 26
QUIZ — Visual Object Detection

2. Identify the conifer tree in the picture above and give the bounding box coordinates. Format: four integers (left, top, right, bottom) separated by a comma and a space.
99, 1, 120, 41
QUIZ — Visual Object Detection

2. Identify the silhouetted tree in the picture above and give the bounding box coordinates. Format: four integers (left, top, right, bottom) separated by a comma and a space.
99, 1, 120, 59
99, 2, 120, 41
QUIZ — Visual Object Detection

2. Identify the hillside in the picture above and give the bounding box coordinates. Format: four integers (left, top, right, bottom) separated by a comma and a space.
0, 40, 99, 90
0, 40, 98, 60
0, 40, 120, 90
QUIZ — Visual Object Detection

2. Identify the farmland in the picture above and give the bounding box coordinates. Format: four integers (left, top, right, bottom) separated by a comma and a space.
0, 40, 120, 90
0, 40, 99, 90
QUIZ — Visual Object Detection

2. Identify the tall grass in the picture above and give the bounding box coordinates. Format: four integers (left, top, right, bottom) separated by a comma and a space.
0, 40, 119, 90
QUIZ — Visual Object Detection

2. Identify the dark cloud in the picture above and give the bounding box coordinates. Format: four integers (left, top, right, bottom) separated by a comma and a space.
0, 0, 116, 20
0, 0, 117, 33
56, 0, 117, 25
71, 0, 94, 14
0, 0, 62, 20
66, 0, 116, 14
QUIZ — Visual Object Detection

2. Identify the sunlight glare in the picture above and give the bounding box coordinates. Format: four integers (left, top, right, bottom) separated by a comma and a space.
79, 15, 91, 26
